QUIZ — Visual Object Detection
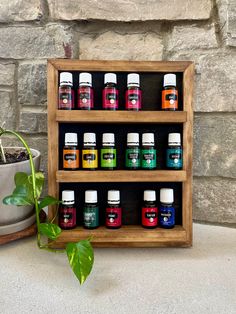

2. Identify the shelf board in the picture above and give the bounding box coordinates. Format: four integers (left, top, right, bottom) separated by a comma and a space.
56, 170, 187, 183
56, 110, 187, 124
52, 225, 188, 248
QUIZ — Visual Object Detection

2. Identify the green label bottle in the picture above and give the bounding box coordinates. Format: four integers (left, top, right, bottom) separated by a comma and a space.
83, 190, 99, 229
125, 133, 140, 169
100, 133, 117, 170
141, 133, 157, 169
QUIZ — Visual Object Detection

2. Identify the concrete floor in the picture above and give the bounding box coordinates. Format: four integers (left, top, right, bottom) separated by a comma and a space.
0, 223, 235, 314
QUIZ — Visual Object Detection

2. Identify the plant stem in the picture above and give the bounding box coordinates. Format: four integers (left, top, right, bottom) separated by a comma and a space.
0, 139, 6, 163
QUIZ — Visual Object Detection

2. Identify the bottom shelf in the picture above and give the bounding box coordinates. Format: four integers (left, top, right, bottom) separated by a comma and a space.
52, 225, 190, 248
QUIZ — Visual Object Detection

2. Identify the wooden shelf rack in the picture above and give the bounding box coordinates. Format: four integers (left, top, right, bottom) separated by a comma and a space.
47, 59, 194, 248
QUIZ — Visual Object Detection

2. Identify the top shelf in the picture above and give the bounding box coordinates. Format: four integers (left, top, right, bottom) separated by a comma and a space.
56, 110, 187, 124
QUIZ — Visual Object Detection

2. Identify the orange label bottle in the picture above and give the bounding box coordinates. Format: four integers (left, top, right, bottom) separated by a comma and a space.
63, 133, 79, 170
161, 74, 178, 110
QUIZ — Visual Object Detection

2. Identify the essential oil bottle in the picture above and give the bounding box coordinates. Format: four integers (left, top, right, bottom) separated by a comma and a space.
106, 190, 122, 229
102, 73, 119, 110
77, 72, 94, 110
125, 133, 140, 169
141, 133, 157, 169
63, 133, 79, 170
125, 73, 142, 111
166, 133, 183, 170
162, 74, 178, 111
159, 188, 175, 228
100, 133, 117, 170
82, 133, 98, 170
83, 190, 99, 229
142, 190, 158, 228
59, 190, 77, 229
58, 72, 74, 110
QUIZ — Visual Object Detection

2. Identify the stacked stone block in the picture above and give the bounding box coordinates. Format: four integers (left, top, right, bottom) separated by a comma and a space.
0, 0, 235, 225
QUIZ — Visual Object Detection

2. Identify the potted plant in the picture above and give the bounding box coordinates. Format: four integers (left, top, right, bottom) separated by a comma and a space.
0, 142, 40, 236
0, 127, 94, 284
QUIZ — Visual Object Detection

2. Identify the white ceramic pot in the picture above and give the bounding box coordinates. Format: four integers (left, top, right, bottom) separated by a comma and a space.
0, 147, 41, 235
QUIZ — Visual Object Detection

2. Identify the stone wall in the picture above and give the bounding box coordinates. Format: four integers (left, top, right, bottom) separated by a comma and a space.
0, 0, 235, 225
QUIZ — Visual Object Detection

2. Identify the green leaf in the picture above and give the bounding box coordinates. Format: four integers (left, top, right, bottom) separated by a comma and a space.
39, 223, 61, 240
28, 172, 44, 199
39, 195, 60, 210
3, 195, 33, 206
66, 240, 94, 285
14, 172, 34, 204
14, 172, 28, 186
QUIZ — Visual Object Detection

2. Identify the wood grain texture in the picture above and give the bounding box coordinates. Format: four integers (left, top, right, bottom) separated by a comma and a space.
56, 170, 187, 183
182, 63, 194, 246
47, 59, 193, 247
51, 225, 188, 248
47, 60, 59, 221
49, 59, 192, 72
56, 110, 187, 123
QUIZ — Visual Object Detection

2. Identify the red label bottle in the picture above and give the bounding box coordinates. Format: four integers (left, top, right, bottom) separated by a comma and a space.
142, 190, 158, 228
102, 73, 119, 110
77, 72, 94, 110
58, 72, 74, 110
59, 190, 77, 229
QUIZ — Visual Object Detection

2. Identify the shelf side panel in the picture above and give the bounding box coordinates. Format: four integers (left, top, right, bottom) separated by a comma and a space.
182, 63, 194, 245
47, 61, 59, 220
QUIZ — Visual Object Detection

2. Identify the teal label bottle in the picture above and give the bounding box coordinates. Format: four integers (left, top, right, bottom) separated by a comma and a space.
125, 133, 140, 169
166, 133, 182, 169
83, 190, 99, 229
100, 133, 117, 169
141, 133, 156, 169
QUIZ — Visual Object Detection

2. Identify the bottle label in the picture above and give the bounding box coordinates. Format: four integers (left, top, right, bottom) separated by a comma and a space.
63, 149, 79, 169
162, 89, 178, 110
101, 148, 116, 168
159, 206, 175, 227
142, 207, 158, 227
83, 206, 99, 228
125, 89, 142, 110
166, 148, 182, 169
125, 148, 140, 168
141, 148, 157, 169
78, 86, 94, 109
106, 207, 122, 227
58, 88, 74, 109
82, 149, 98, 169
103, 88, 118, 109
59, 207, 76, 228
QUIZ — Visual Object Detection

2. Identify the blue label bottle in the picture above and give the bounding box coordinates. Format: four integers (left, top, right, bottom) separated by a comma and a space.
159, 188, 175, 228
166, 133, 182, 169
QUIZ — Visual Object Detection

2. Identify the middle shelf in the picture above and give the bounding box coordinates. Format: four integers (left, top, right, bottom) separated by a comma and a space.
56, 170, 187, 182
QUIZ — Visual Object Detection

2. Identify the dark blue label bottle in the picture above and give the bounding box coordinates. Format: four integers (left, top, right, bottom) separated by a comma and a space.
166, 147, 182, 169
159, 204, 175, 228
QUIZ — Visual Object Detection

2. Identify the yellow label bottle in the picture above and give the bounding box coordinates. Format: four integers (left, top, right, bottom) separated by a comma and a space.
82, 133, 98, 170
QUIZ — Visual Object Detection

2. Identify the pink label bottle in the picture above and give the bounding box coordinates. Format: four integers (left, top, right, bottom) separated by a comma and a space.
106, 190, 122, 229
125, 73, 142, 111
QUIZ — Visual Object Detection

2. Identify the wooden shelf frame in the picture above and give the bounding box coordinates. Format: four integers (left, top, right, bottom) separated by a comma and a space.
47, 59, 194, 248
56, 110, 187, 123
56, 170, 187, 183
52, 225, 188, 248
